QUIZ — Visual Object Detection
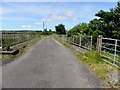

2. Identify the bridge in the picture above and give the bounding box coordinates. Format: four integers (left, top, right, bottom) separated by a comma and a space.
2, 36, 100, 88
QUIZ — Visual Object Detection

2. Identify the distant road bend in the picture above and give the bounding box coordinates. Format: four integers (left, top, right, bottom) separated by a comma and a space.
3, 36, 101, 88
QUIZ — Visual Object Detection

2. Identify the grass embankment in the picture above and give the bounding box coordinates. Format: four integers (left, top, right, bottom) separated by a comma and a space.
2, 35, 48, 61
53, 36, 119, 88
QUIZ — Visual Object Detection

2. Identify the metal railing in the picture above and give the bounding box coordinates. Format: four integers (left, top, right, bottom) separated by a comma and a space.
56, 35, 120, 68
2, 33, 40, 49
0, 32, 2, 49
56, 35, 93, 50
100, 38, 120, 68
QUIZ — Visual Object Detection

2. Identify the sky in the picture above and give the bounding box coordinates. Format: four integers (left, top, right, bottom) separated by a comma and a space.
0, 1, 118, 31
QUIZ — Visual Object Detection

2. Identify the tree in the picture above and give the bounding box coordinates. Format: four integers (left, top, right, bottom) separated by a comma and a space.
67, 1, 120, 39
49, 29, 52, 32
67, 23, 88, 36
48, 29, 52, 35
44, 28, 47, 32
95, 1, 120, 39
55, 24, 66, 34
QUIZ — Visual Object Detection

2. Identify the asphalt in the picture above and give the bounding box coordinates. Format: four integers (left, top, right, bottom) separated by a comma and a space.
2, 36, 101, 88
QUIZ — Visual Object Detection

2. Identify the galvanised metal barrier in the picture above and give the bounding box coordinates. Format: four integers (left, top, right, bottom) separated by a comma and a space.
56, 35, 93, 50
0, 32, 2, 49
100, 38, 120, 68
56, 35, 120, 68
2, 33, 40, 49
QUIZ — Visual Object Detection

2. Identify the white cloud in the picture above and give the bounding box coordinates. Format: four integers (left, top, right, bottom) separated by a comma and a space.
43, 18, 52, 22
52, 14, 67, 20
72, 17, 78, 23
44, 14, 67, 22
65, 10, 74, 17
34, 22, 43, 25
21, 25, 31, 28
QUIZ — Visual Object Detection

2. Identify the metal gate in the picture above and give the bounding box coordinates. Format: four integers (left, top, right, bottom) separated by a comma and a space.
101, 38, 120, 68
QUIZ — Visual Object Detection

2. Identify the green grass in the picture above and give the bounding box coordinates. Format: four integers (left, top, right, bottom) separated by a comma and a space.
76, 51, 118, 80
53, 36, 119, 88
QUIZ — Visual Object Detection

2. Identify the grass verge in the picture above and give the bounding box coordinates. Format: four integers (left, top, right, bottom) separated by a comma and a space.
53, 36, 120, 88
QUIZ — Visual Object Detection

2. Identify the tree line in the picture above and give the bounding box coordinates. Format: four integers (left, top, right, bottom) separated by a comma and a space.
55, 1, 120, 39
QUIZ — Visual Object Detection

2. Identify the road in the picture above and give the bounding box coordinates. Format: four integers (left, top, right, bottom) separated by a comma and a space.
2, 36, 101, 88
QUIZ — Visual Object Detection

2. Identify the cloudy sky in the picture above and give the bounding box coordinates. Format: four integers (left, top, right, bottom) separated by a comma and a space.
0, 1, 118, 31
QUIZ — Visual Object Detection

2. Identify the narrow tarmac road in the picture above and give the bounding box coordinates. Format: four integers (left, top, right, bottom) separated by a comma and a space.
2, 36, 101, 88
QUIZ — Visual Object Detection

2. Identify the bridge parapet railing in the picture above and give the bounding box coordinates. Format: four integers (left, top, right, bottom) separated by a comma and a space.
2, 32, 40, 50
56, 35, 92, 50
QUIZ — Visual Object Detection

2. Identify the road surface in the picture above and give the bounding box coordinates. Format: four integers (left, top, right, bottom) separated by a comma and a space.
2, 36, 101, 88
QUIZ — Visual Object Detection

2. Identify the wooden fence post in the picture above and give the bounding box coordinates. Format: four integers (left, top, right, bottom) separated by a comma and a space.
97, 35, 102, 56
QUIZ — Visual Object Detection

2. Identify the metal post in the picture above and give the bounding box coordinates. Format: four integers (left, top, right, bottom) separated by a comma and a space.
73, 35, 74, 43
76, 35, 78, 44
70, 36, 71, 43
0, 32, 2, 49
69, 36, 70, 43
64, 35, 67, 42
75, 35, 76, 44
28, 34, 30, 40
21, 33, 23, 42
13, 33, 15, 45
90, 36, 92, 50
64, 35, 65, 41
62, 35, 63, 41
66, 36, 67, 42
65, 35, 66, 41
79, 35, 81, 46
113, 40, 117, 64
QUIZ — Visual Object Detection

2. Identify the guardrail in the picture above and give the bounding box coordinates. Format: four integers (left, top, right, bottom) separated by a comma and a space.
56, 35, 120, 69
2, 33, 40, 50
56, 35, 93, 50
0, 32, 2, 49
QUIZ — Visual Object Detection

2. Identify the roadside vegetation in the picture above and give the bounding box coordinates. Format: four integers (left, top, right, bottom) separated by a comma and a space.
53, 36, 120, 88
